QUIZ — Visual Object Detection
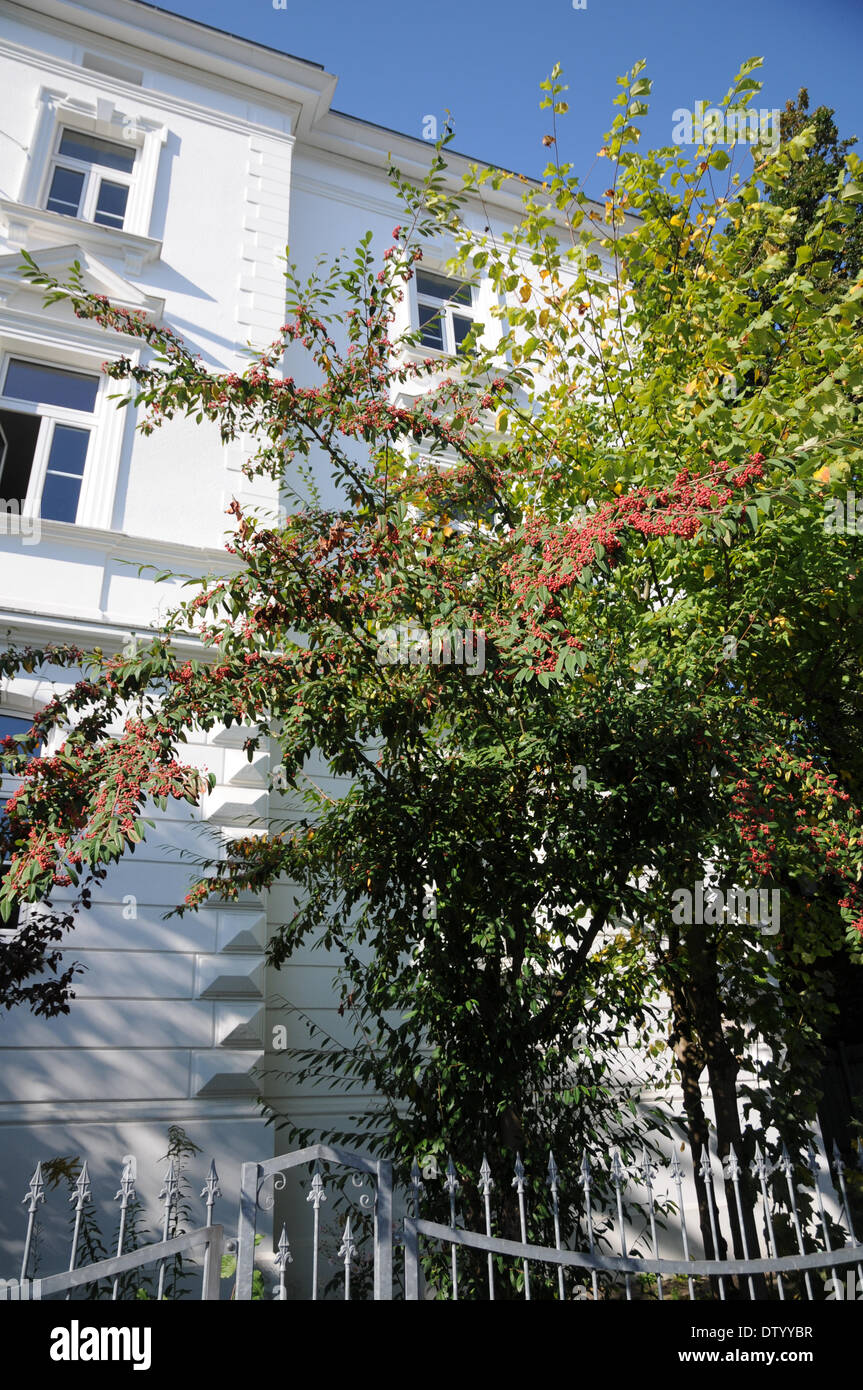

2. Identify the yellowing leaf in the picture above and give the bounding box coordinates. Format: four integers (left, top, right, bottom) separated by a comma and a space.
703, 564, 715, 580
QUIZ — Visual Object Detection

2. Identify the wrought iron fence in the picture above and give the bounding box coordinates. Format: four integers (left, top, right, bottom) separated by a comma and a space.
6, 1152, 226, 1301
4, 1133, 862, 1300
402, 1139, 863, 1301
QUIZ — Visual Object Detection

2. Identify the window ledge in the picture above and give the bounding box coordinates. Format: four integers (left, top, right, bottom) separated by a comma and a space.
396, 344, 462, 369
0, 200, 162, 276
1, 517, 238, 565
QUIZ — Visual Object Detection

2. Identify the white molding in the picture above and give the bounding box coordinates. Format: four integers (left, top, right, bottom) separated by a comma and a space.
0, 608, 216, 657
0, 302, 152, 353
0, 16, 311, 138
289, 169, 404, 223
4, 518, 236, 564
0, 1098, 270, 1123
0, 198, 163, 275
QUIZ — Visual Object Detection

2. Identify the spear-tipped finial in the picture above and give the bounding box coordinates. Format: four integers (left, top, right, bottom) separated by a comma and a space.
611, 1149, 626, 1189
200, 1159, 221, 1206
479, 1155, 493, 1197
444, 1156, 460, 1198
338, 1215, 356, 1266
22, 1162, 46, 1214
160, 1158, 179, 1205
723, 1144, 741, 1181
512, 1153, 526, 1194
307, 1160, 326, 1209
116, 1155, 137, 1204
831, 1140, 845, 1176
274, 1222, 293, 1271
410, 1158, 425, 1205
697, 1145, 714, 1183
547, 1151, 560, 1193
751, 1141, 770, 1182
641, 1146, 657, 1190
70, 1161, 91, 1210
804, 1142, 821, 1177
579, 1151, 593, 1187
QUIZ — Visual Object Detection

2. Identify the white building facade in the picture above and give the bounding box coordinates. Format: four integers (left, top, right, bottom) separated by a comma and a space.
0, 0, 590, 1277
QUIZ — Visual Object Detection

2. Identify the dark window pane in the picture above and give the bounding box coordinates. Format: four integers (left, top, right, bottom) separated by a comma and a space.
58, 128, 135, 173
93, 179, 128, 229
46, 425, 89, 477
416, 270, 472, 306
418, 303, 444, 350
46, 165, 85, 217
453, 315, 473, 351
0, 715, 40, 757
40, 425, 89, 523
0, 715, 33, 743
40, 470, 83, 524
0, 409, 40, 505
4, 360, 98, 412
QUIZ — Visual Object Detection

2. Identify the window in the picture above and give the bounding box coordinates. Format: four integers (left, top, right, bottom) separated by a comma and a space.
0, 358, 99, 523
0, 714, 41, 932
415, 271, 475, 355
44, 127, 136, 230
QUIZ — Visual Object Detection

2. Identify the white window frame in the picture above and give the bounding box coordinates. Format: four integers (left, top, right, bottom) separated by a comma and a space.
0, 352, 102, 527
44, 126, 136, 230
21, 88, 166, 243
414, 270, 477, 356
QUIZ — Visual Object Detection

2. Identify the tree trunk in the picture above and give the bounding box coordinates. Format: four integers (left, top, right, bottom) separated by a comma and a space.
686, 924, 767, 1298
669, 989, 727, 1275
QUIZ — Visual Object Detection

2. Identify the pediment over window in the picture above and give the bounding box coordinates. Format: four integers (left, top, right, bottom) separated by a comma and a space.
0, 243, 164, 320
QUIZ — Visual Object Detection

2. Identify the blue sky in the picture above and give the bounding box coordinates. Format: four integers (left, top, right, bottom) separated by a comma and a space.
148, 0, 860, 196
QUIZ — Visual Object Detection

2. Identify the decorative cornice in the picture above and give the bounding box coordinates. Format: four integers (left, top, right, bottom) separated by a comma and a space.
1, 0, 325, 134
0, 34, 301, 144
